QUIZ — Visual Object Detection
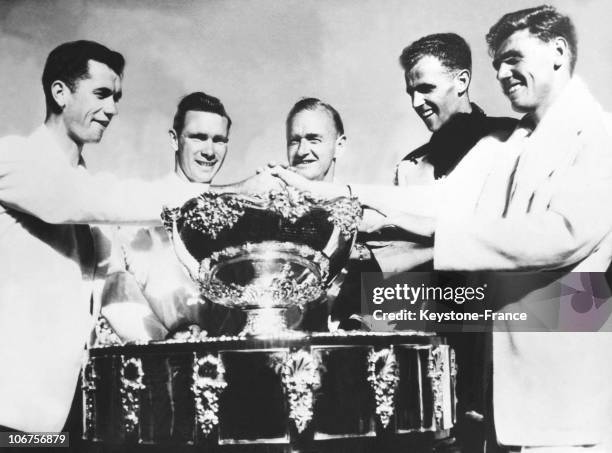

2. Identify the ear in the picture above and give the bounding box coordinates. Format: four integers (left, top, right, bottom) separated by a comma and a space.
454, 69, 471, 96
334, 134, 347, 159
552, 36, 570, 71
50, 80, 70, 110
168, 129, 179, 152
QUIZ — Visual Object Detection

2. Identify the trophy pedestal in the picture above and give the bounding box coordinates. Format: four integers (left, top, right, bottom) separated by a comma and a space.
83, 331, 456, 450
242, 308, 292, 336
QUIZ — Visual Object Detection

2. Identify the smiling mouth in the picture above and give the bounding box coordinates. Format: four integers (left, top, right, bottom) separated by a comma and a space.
419, 110, 435, 119
504, 81, 524, 96
195, 160, 217, 168
295, 159, 317, 166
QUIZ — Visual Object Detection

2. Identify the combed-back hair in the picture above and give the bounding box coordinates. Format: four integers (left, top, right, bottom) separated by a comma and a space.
486, 5, 577, 73
173, 91, 232, 135
399, 33, 472, 73
42, 40, 125, 116
286, 97, 344, 136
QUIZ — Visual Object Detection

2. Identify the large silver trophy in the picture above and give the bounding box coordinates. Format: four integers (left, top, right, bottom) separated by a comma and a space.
86, 188, 457, 448
161, 188, 362, 336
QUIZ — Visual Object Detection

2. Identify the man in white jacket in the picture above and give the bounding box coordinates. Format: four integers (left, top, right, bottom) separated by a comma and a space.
0, 40, 138, 434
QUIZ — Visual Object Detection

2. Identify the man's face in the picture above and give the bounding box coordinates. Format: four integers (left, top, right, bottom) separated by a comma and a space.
287, 108, 344, 181
405, 56, 465, 132
173, 110, 229, 184
62, 60, 122, 145
492, 29, 558, 114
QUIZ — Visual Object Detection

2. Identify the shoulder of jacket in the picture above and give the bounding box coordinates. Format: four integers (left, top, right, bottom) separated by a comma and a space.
0, 134, 28, 152
399, 142, 431, 163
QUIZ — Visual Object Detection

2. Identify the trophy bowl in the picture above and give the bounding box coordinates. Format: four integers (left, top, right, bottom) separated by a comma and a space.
161, 188, 362, 336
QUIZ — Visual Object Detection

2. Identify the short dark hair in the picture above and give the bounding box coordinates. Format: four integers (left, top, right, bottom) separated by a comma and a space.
286, 97, 344, 136
172, 91, 232, 135
399, 33, 472, 73
42, 40, 125, 116
486, 5, 577, 73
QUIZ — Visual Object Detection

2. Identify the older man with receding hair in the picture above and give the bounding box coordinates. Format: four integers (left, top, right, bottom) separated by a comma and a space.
285, 97, 346, 182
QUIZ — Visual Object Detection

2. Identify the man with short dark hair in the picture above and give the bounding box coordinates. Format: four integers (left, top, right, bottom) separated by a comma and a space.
101, 91, 240, 341
369, 34, 518, 275
171, 92, 231, 185
396, 33, 515, 184
395, 34, 517, 453
463, 6, 612, 450
0, 40, 128, 433
0, 41, 206, 433
42, 40, 125, 121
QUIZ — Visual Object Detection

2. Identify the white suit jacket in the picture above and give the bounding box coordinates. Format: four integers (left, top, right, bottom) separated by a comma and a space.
433, 78, 612, 446
0, 126, 203, 431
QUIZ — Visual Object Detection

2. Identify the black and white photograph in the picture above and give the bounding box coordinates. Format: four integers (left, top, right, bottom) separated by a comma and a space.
1, 1, 612, 452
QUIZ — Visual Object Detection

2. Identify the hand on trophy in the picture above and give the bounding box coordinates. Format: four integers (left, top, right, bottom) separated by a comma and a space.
268, 165, 349, 199
255, 160, 287, 174
211, 168, 287, 195
242, 169, 287, 194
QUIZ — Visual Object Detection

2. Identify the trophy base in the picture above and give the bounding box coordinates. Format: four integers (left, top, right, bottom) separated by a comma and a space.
242, 307, 294, 336
85, 331, 455, 448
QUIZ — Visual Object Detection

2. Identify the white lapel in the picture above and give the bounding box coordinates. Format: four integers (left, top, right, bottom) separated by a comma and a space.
506, 77, 597, 216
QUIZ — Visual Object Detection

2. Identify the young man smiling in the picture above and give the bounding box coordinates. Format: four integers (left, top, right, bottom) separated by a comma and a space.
396, 33, 516, 184
100, 92, 240, 341
0, 40, 129, 434
170, 92, 230, 185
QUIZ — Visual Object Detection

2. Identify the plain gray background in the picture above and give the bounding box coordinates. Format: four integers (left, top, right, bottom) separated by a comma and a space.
1, 0, 610, 184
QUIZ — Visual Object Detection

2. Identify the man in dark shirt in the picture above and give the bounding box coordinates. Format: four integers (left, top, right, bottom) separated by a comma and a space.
389, 34, 516, 453
395, 33, 516, 185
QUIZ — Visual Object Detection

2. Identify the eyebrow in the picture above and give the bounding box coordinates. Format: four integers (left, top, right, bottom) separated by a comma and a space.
406, 82, 435, 93
305, 133, 323, 140
213, 134, 229, 142
188, 132, 228, 141
94, 87, 122, 101
289, 133, 323, 140
492, 50, 521, 69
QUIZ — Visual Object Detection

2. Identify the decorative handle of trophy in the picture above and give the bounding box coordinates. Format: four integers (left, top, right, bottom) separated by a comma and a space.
161, 207, 200, 282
